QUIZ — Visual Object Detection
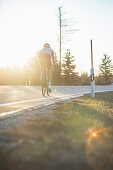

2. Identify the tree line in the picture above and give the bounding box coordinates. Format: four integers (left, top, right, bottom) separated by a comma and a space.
0, 7, 112, 86
0, 50, 113, 86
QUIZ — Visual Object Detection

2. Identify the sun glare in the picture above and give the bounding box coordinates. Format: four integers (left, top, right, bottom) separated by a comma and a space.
92, 132, 97, 137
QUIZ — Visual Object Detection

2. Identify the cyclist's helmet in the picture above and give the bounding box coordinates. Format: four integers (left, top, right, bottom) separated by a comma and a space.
44, 43, 50, 48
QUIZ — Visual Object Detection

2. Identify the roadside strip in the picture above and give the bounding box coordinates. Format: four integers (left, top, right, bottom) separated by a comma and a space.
0, 88, 113, 120
0, 93, 82, 120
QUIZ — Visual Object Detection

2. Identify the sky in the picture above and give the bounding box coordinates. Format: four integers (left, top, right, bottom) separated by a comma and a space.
0, 0, 113, 75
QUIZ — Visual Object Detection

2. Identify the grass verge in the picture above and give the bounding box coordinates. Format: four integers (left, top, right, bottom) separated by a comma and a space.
0, 92, 113, 170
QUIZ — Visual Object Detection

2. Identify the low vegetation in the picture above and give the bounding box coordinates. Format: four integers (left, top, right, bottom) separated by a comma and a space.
0, 53, 113, 85
0, 92, 113, 170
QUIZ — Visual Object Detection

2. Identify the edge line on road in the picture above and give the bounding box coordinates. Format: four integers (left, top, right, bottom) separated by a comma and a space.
0, 94, 81, 107
0, 93, 82, 120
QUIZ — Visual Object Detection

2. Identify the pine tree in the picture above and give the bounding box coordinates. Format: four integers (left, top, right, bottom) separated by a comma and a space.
62, 49, 76, 84
99, 53, 113, 84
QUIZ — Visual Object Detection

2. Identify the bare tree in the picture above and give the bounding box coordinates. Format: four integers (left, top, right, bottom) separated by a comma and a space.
58, 6, 78, 73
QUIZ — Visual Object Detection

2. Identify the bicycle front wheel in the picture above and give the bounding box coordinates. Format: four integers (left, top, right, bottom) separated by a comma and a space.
41, 72, 46, 96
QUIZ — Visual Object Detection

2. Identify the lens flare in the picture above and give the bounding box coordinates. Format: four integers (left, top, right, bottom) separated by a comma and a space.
87, 129, 98, 144
85, 128, 113, 170
92, 132, 97, 137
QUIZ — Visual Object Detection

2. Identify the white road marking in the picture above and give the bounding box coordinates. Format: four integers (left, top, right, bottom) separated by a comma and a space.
0, 94, 81, 107
0, 98, 46, 107
0, 93, 82, 120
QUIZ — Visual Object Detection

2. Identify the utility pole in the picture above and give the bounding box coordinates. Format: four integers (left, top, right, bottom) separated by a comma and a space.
90, 40, 95, 97
59, 7, 62, 73
58, 6, 77, 75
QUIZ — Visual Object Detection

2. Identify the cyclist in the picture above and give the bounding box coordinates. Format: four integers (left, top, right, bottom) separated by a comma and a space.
39, 43, 55, 92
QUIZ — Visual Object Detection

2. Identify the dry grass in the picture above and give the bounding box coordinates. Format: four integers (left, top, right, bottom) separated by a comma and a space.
0, 92, 113, 170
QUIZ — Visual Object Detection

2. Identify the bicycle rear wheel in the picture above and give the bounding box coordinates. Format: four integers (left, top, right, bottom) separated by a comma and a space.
42, 86, 46, 96
41, 72, 46, 96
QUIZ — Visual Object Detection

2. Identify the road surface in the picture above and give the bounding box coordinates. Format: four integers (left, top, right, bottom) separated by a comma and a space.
0, 85, 113, 119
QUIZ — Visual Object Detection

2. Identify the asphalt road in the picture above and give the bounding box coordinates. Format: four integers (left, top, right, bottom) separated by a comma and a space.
0, 85, 113, 119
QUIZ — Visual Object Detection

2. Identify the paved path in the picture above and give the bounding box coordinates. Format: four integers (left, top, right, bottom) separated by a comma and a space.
0, 85, 113, 119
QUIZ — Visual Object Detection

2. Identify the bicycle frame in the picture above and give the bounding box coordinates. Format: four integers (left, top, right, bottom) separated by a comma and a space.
41, 69, 50, 96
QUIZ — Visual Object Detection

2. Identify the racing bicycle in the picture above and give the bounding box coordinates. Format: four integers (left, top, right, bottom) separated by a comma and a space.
41, 69, 51, 96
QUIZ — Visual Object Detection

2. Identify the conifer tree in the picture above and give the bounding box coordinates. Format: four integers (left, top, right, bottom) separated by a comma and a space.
99, 53, 113, 84
62, 49, 76, 84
